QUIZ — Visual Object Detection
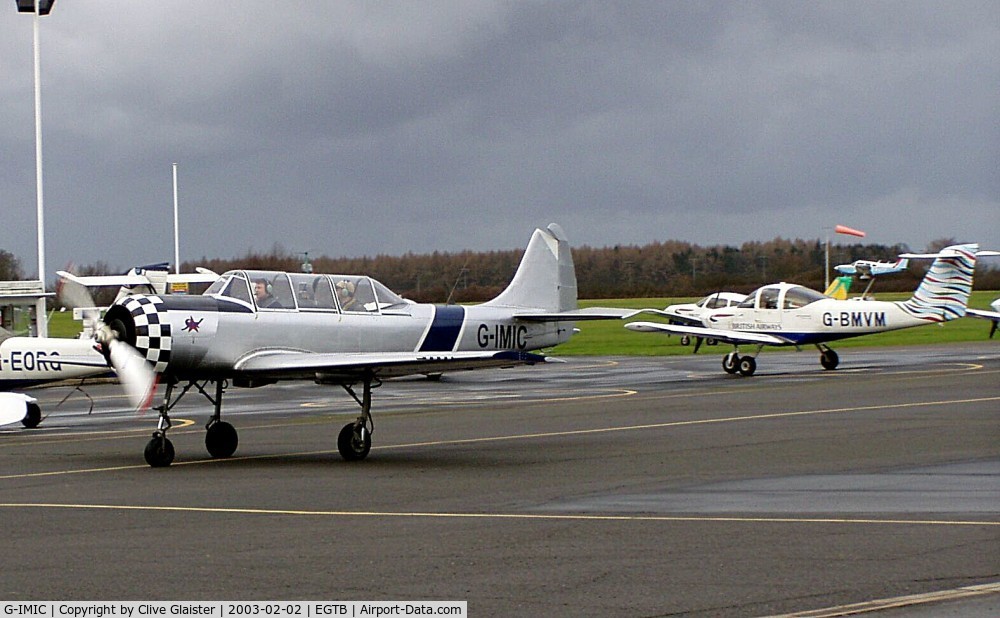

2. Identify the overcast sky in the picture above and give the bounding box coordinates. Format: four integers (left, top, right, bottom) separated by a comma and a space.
1, 1, 997, 278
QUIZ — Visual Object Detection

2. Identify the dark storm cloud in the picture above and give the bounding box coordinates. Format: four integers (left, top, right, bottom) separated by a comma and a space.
1, 1, 996, 279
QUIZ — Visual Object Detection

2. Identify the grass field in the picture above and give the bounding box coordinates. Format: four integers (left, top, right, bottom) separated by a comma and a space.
36, 290, 999, 356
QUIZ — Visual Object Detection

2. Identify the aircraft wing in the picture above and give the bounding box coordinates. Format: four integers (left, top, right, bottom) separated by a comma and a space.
57, 271, 151, 287
634, 308, 705, 327
624, 321, 791, 346
512, 307, 637, 321
233, 349, 549, 381
57, 270, 219, 287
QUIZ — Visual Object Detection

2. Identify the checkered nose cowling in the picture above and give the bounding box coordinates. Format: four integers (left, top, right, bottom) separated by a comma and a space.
103, 295, 172, 374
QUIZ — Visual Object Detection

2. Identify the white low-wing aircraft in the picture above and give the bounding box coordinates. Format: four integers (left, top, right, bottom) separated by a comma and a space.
626, 244, 984, 376
835, 257, 909, 279
75, 224, 630, 466
0, 265, 221, 428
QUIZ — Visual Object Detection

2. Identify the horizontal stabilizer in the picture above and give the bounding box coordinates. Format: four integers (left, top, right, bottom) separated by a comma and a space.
899, 249, 1000, 259
513, 307, 637, 321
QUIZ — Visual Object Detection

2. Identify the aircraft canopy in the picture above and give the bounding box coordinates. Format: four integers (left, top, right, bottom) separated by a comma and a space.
738, 283, 828, 310
205, 270, 409, 313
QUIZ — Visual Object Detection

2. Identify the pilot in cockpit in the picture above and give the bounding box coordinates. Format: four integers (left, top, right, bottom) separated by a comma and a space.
336, 280, 357, 311
254, 278, 279, 309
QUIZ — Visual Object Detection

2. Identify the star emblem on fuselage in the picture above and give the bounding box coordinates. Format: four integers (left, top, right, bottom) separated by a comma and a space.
183, 317, 204, 333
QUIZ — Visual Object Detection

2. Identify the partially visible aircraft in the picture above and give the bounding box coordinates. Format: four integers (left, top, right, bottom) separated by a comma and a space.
71, 224, 631, 466
0, 329, 109, 427
835, 258, 909, 279
965, 297, 1000, 338
626, 244, 985, 376
822, 276, 853, 301
652, 292, 747, 349
660, 292, 748, 327
0, 264, 219, 428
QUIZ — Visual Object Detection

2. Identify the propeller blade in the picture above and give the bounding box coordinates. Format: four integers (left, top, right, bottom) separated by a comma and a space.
107, 340, 156, 410
56, 275, 97, 310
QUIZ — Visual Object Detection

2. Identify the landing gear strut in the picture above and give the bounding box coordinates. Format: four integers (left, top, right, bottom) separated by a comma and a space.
143, 379, 237, 467
722, 347, 760, 377
337, 373, 378, 461
818, 346, 839, 370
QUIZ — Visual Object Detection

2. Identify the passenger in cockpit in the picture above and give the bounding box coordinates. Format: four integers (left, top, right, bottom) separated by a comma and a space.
336, 280, 357, 311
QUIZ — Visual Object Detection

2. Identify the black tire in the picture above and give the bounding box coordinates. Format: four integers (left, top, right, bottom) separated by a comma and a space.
680, 335, 691, 346
206, 421, 239, 458
722, 352, 739, 374
21, 402, 42, 428
820, 349, 839, 370
144, 436, 175, 467
338, 423, 372, 461
738, 356, 757, 377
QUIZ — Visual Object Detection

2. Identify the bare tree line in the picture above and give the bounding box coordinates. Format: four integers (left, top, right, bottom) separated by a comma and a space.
3, 236, 997, 306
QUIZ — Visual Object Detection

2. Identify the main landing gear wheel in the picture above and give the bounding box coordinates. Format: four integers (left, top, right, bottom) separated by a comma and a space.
22, 402, 41, 428
338, 423, 372, 461
206, 420, 239, 458
820, 349, 839, 370
722, 352, 740, 374
738, 356, 757, 377
144, 434, 175, 467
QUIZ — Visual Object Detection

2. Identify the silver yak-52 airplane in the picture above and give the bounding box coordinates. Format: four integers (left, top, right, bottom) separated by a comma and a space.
625, 244, 988, 376
78, 224, 630, 466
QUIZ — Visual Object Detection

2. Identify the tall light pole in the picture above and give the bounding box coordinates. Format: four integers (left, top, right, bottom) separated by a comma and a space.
16, 0, 55, 337
173, 163, 180, 274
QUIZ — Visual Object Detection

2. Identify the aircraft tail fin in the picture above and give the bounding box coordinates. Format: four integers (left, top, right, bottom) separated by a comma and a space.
823, 276, 853, 300
482, 224, 577, 314
899, 244, 978, 322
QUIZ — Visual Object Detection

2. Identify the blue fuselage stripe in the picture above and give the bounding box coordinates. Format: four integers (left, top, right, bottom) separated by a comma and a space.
420, 305, 466, 352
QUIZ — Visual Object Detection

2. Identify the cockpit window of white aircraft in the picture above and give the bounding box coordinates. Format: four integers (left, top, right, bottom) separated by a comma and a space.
222, 275, 252, 306
701, 295, 730, 310
289, 273, 337, 311
204, 274, 230, 296
783, 286, 827, 309
244, 270, 295, 310
370, 279, 409, 310
334, 276, 377, 313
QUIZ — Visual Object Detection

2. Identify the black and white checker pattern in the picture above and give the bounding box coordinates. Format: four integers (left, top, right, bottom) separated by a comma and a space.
121, 296, 172, 373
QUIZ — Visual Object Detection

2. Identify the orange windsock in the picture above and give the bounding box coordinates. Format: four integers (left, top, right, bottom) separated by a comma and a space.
834, 224, 866, 237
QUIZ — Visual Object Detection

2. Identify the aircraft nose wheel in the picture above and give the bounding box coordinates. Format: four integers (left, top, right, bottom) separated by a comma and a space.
338, 423, 372, 461
144, 433, 175, 467
820, 349, 839, 370
206, 420, 239, 458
